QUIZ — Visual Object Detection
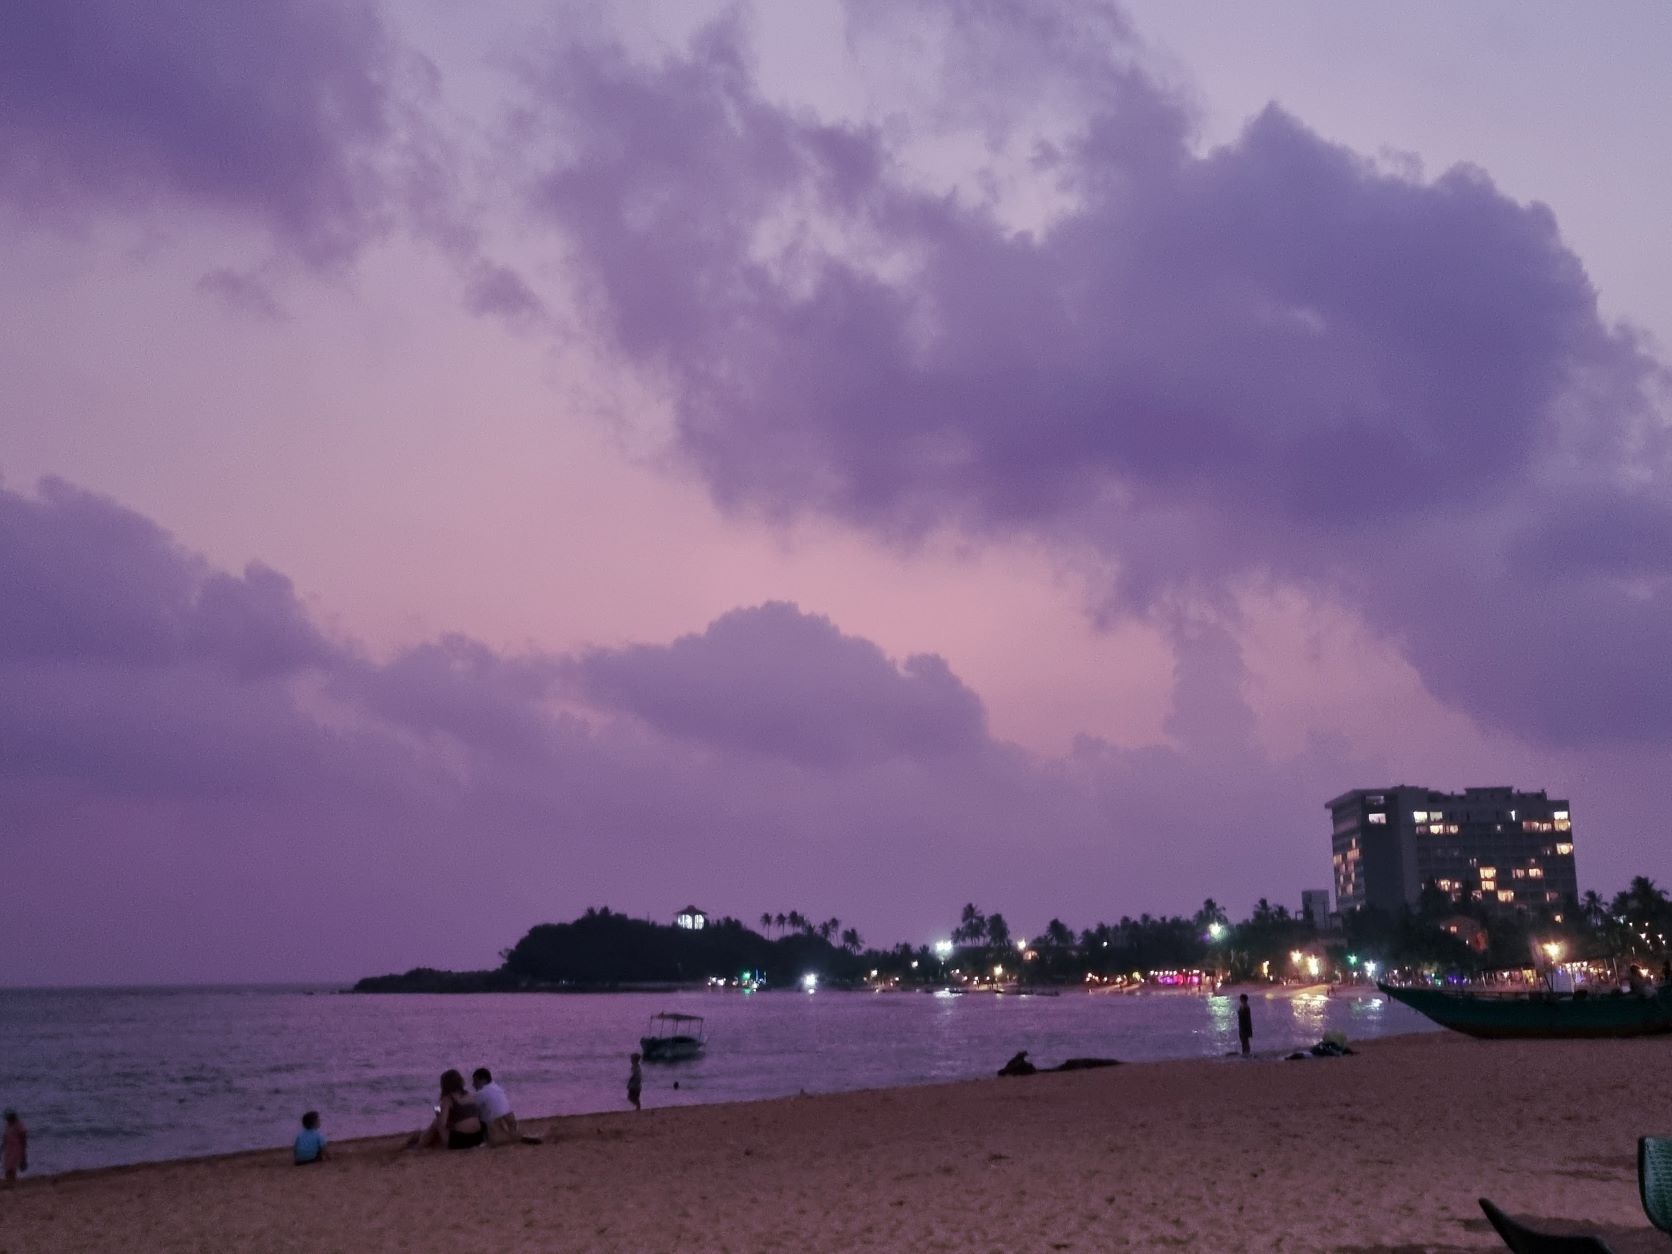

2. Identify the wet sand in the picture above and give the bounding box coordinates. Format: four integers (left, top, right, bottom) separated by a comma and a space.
3, 1033, 1668, 1252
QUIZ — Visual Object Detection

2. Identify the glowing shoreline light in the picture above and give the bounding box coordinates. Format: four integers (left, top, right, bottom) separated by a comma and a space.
802, 973, 818, 992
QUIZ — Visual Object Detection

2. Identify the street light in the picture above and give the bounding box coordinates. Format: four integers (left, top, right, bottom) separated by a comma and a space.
1207, 922, 1226, 941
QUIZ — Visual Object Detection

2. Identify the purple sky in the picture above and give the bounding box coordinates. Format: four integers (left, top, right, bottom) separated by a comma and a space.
3, 1, 1670, 983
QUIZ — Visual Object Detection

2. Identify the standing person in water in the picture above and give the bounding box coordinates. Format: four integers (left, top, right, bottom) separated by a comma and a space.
2, 1109, 27, 1182
1237, 994, 1254, 1056
626, 1053, 642, 1111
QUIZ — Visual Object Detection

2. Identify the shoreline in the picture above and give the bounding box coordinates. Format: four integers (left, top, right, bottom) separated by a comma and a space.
7, 1028, 1437, 1184
7, 1032, 1670, 1251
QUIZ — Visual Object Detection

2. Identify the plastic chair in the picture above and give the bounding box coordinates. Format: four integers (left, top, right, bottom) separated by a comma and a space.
1477, 1199, 1616, 1253
1641, 1136, 1672, 1235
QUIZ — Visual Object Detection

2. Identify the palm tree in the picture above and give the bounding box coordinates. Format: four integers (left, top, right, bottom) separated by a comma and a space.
788, 910, 806, 934
840, 927, 862, 953
1044, 918, 1073, 949
955, 902, 986, 945
986, 912, 1012, 952
775, 911, 787, 934
760, 912, 774, 937
1580, 890, 1606, 932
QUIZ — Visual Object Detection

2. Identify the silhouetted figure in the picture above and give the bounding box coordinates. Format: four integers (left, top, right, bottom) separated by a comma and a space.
997, 1050, 1037, 1077
1628, 965, 1650, 997
2, 1110, 26, 1182
1237, 993, 1253, 1056
627, 1053, 642, 1110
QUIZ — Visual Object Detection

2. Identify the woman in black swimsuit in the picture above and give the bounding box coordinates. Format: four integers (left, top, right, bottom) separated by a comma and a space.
411, 1069, 486, 1150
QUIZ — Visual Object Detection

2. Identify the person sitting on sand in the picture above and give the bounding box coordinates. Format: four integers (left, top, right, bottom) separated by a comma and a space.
473, 1068, 542, 1146
2, 1109, 26, 1182
294, 1110, 328, 1165
409, 1070, 485, 1150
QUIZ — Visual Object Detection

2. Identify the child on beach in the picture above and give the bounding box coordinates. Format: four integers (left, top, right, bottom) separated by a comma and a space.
3, 1110, 26, 1182
293, 1110, 328, 1165
1237, 994, 1253, 1056
627, 1053, 642, 1111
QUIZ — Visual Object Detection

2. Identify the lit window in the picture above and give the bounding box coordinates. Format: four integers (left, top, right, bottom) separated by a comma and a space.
1556, 843, 1573, 856
1497, 890, 1515, 903
1478, 867, 1497, 879
1554, 819, 1571, 832
1554, 810, 1568, 821
1546, 893, 1560, 903
1527, 867, 1544, 878
1513, 869, 1527, 879
1430, 812, 1445, 823
1368, 812, 1387, 825
1509, 810, 1517, 820
1447, 824, 1460, 835
1413, 810, 1429, 823
1429, 824, 1447, 835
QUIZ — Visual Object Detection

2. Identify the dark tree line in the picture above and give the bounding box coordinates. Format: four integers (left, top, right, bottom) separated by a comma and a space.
355, 878, 1672, 993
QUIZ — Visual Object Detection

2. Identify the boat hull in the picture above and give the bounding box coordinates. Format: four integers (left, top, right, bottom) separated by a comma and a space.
640, 1034, 704, 1061
1380, 983, 1672, 1039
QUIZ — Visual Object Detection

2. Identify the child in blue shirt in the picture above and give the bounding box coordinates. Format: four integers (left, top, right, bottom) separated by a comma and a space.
293, 1110, 328, 1165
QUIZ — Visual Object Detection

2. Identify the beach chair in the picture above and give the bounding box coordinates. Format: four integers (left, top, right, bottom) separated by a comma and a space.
1642, 1136, 1672, 1236
1477, 1199, 1615, 1253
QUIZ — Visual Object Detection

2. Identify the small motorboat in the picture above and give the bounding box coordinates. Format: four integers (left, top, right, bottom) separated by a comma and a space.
1379, 981, 1672, 1039
641, 1012, 706, 1061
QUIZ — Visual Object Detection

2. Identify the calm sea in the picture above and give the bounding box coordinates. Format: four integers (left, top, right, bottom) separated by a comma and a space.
0, 986, 1434, 1175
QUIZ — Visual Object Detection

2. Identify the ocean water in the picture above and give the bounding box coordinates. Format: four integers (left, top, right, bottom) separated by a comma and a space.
0, 986, 1434, 1175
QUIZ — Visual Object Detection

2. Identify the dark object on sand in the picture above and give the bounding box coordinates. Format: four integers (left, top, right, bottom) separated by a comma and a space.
1477, 1198, 1615, 1252
1285, 1039, 1355, 1061
998, 1051, 1119, 1076
998, 1051, 1037, 1076
1642, 1136, 1672, 1235
1381, 981, 1672, 1039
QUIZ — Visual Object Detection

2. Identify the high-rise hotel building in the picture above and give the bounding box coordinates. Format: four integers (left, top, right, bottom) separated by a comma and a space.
1326, 786, 1576, 914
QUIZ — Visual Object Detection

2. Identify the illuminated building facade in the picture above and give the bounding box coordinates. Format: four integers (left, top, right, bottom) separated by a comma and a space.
1326, 786, 1577, 915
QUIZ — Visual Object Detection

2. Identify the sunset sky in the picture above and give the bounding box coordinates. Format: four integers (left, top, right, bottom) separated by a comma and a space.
5, 0, 1670, 983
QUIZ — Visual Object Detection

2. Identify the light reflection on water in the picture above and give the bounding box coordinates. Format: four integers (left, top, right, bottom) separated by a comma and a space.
0, 986, 1434, 1174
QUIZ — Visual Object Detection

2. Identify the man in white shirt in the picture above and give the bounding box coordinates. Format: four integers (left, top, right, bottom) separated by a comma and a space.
472, 1067, 525, 1145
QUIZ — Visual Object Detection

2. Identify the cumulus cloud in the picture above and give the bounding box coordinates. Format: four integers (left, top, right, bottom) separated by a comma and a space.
511, 5, 1672, 747
571, 601, 987, 767
0, 0, 395, 265
0, 476, 1367, 982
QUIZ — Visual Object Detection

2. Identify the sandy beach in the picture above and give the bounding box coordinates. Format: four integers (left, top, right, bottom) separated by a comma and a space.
3, 1033, 1668, 1252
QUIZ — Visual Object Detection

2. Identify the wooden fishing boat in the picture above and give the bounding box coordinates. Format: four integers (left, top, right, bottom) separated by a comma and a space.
640, 1012, 706, 1061
1379, 982, 1672, 1039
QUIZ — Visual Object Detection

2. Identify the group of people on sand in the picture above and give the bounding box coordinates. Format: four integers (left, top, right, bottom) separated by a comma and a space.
403, 1066, 541, 1155
292, 1066, 545, 1165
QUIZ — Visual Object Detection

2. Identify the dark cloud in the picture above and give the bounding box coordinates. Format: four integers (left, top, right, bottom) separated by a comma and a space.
463, 262, 546, 322
514, 7, 1672, 747
0, 0, 393, 264
196, 269, 288, 320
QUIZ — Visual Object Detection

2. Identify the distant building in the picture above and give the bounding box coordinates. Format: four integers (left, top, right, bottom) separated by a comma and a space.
1301, 889, 1332, 930
1326, 786, 1577, 914
675, 905, 708, 930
